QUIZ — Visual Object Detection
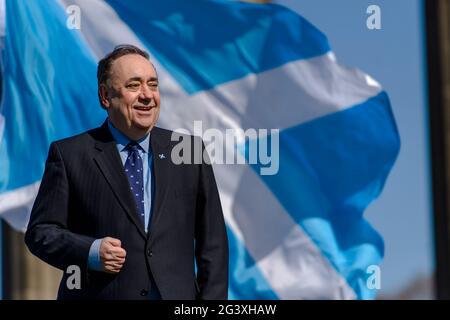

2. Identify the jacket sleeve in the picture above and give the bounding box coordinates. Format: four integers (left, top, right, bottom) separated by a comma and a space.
24, 142, 95, 272
194, 139, 229, 300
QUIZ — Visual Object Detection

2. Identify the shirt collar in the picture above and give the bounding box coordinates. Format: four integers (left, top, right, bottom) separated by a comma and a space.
107, 118, 150, 154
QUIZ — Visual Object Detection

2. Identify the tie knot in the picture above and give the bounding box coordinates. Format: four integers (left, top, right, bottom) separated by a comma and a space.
126, 142, 141, 153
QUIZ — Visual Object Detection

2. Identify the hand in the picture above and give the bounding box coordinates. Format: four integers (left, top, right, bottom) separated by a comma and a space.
99, 237, 127, 274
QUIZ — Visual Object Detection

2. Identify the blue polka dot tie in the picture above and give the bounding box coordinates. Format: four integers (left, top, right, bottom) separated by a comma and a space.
124, 142, 145, 227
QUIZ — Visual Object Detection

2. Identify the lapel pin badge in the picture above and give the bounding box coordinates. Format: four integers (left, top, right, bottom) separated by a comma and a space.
159, 153, 166, 159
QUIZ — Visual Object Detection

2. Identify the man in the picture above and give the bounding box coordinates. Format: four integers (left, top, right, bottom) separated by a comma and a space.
24, 44, 229, 300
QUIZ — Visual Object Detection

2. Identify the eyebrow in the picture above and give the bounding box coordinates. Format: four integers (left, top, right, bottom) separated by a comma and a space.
126, 76, 158, 83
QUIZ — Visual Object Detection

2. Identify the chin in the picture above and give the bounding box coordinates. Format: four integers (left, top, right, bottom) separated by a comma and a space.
133, 121, 154, 132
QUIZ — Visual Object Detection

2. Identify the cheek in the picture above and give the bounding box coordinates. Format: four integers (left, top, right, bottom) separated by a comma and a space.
110, 94, 136, 121
111, 93, 135, 107
153, 107, 161, 123
109, 98, 126, 117
118, 94, 139, 117
124, 92, 139, 106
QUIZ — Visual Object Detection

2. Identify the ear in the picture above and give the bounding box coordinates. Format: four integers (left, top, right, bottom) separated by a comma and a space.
99, 84, 110, 108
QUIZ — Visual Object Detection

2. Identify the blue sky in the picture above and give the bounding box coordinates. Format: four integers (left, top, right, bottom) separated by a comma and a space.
276, 0, 434, 296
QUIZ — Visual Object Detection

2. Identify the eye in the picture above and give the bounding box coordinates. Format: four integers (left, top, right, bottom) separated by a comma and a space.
127, 83, 140, 89
148, 81, 158, 87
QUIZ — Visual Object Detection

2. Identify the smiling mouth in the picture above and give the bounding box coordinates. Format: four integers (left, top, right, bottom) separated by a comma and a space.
133, 105, 154, 111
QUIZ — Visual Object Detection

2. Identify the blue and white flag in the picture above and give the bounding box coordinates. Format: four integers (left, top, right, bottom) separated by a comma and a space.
0, 0, 400, 299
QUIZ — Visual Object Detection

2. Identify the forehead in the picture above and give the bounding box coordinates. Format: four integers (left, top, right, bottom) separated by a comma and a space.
109, 54, 156, 81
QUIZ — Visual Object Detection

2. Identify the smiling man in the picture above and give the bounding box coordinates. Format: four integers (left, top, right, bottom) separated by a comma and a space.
24, 44, 229, 300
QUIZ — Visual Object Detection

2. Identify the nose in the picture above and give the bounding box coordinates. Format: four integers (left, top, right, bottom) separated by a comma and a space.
139, 84, 154, 104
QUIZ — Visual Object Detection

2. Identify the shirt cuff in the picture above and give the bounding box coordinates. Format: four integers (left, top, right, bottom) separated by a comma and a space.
88, 238, 103, 271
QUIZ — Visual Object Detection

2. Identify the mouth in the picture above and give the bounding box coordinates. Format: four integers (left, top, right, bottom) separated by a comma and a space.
133, 105, 154, 112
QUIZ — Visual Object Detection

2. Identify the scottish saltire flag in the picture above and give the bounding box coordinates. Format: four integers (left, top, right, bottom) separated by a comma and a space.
0, 0, 399, 299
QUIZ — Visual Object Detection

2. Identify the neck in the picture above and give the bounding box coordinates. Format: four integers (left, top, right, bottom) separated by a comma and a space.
124, 128, 151, 141
108, 119, 152, 141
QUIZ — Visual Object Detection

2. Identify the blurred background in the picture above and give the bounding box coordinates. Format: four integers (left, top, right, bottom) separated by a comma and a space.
0, 0, 448, 300
277, 0, 434, 300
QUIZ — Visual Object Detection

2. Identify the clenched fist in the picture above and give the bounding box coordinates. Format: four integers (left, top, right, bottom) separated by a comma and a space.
99, 237, 127, 274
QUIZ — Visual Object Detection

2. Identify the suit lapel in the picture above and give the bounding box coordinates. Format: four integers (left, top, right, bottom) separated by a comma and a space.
148, 127, 171, 240
92, 121, 147, 239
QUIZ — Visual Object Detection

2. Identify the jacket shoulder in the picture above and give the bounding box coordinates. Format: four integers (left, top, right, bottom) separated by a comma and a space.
50, 125, 106, 153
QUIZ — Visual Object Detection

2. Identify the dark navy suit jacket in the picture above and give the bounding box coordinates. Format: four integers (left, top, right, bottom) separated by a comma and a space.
25, 121, 229, 300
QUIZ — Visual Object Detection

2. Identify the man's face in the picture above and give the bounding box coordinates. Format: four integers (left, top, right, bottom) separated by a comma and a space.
101, 54, 160, 139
